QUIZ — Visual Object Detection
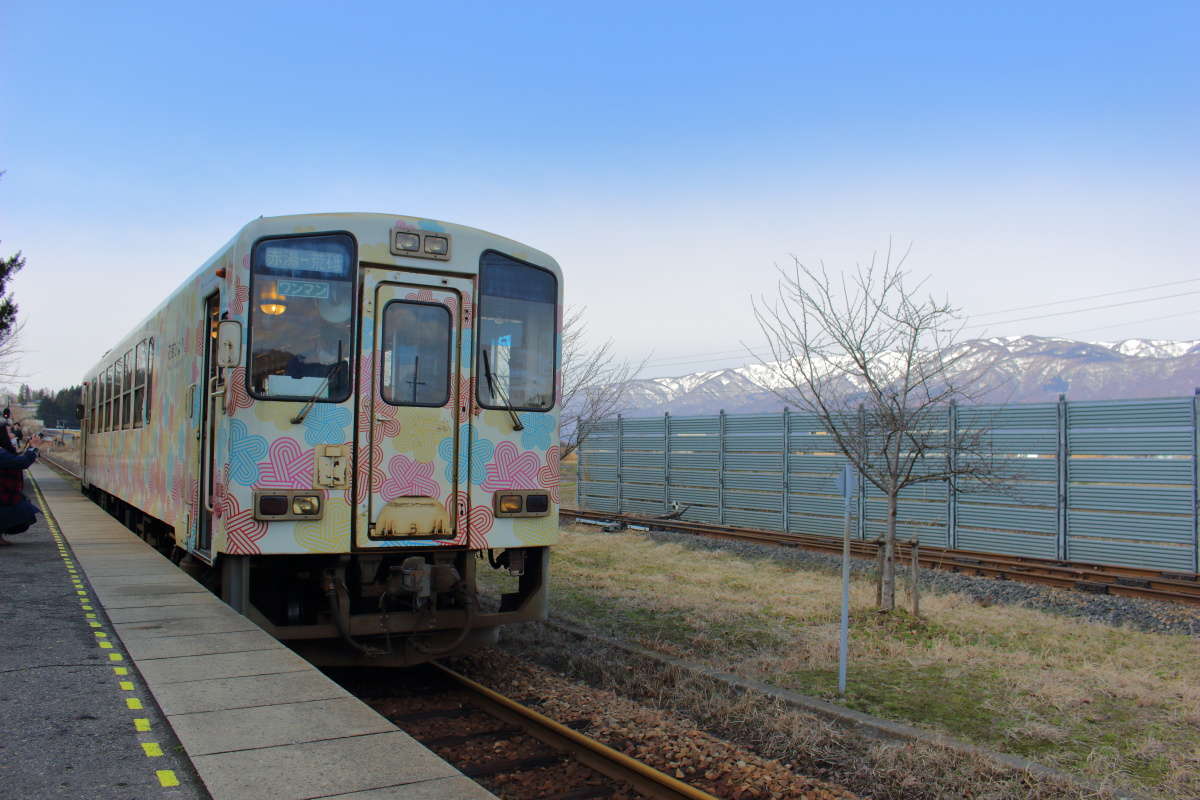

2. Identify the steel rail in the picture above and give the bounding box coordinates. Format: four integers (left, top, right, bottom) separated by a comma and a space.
431, 662, 723, 800
562, 507, 1200, 608
40, 452, 81, 480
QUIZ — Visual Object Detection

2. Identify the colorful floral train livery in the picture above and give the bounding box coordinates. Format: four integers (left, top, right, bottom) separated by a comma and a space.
80, 213, 561, 665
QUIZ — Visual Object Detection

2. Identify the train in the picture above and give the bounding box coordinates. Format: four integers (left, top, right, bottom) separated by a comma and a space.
78, 213, 561, 665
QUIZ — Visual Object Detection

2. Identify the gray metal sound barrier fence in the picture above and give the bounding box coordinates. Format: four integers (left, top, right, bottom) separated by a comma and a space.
576, 395, 1200, 573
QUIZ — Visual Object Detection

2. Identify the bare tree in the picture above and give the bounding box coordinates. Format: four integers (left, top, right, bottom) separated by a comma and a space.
559, 307, 647, 459
753, 245, 1001, 611
0, 321, 27, 391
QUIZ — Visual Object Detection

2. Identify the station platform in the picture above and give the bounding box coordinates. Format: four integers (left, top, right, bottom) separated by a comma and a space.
3, 464, 495, 800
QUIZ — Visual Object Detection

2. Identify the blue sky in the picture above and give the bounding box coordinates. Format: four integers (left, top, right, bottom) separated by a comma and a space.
3, 1, 1198, 388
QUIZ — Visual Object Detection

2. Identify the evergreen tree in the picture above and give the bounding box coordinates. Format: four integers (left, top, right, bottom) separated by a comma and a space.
0, 173, 24, 343
36, 385, 82, 428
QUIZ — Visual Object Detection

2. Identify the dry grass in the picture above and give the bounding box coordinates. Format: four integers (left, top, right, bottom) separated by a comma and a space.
492, 525, 1200, 799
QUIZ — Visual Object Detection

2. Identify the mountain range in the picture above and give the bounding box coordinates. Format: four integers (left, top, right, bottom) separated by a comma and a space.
621, 336, 1200, 417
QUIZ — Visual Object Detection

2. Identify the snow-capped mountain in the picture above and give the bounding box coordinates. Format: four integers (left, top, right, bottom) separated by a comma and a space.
620, 337, 1200, 417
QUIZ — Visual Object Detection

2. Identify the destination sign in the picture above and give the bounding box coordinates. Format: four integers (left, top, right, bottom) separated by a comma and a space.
262, 244, 349, 276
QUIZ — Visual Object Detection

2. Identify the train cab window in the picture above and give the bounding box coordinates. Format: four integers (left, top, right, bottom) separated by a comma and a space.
248, 234, 355, 402
379, 301, 451, 407
477, 252, 557, 411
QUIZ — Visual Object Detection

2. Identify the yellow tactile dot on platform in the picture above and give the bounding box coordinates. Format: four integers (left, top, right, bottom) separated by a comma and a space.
114, 667, 128, 676
99, 641, 113, 649
108, 653, 123, 662
134, 718, 151, 732
156, 770, 179, 787
119, 681, 135, 691
141, 743, 163, 758
126, 698, 143, 710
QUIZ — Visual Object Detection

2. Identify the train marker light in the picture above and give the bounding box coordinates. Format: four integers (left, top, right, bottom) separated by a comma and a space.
395, 232, 421, 251
497, 495, 523, 514
424, 235, 449, 255
525, 493, 549, 513
258, 495, 289, 516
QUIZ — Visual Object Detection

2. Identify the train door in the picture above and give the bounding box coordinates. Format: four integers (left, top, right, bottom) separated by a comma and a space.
196, 292, 221, 556
354, 271, 473, 547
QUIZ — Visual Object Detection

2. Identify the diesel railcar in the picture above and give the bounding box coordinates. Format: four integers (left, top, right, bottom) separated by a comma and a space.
79, 213, 561, 664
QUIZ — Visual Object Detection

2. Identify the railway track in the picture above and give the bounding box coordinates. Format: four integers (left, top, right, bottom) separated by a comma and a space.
40, 452, 79, 478
341, 664, 729, 800
562, 507, 1200, 608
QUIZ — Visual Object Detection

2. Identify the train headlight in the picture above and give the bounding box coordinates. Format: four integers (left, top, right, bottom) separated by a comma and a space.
424, 235, 449, 255
292, 496, 321, 516
493, 491, 550, 517
394, 232, 420, 252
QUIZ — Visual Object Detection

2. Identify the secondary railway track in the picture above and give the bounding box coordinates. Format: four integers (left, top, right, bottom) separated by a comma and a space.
342, 664, 729, 800
562, 507, 1200, 608
41, 452, 79, 478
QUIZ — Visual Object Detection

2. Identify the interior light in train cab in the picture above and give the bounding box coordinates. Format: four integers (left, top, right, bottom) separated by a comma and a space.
395, 232, 421, 251
424, 235, 449, 255
259, 283, 287, 316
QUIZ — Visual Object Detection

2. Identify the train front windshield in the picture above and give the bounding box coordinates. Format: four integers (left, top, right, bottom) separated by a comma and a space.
248, 234, 355, 401
477, 252, 557, 411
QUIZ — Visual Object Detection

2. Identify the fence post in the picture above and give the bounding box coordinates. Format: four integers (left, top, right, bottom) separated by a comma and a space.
782, 408, 790, 533
1057, 394, 1068, 561
858, 404, 867, 541
948, 400, 957, 550
718, 409, 726, 525
663, 412, 671, 513
1193, 388, 1199, 573
616, 414, 624, 515
910, 538, 920, 617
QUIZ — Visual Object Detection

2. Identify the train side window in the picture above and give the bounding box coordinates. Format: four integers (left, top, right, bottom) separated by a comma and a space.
109, 361, 119, 431
133, 341, 146, 428
145, 338, 154, 424
119, 351, 130, 430
379, 301, 452, 407
104, 365, 113, 432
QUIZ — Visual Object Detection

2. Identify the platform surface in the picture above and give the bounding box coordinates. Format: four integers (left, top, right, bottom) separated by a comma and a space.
8, 464, 495, 800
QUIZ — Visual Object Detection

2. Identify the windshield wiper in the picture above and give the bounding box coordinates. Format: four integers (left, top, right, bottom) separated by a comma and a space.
291, 340, 344, 424
482, 347, 524, 431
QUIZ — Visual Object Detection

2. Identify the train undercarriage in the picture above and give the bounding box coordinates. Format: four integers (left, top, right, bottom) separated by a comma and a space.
88, 486, 549, 666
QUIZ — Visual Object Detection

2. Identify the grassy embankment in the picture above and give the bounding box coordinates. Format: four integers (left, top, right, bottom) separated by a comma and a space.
498, 522, 1199, 799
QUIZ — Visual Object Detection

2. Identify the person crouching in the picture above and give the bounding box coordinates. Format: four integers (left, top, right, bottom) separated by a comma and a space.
0, 421, 40, 545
